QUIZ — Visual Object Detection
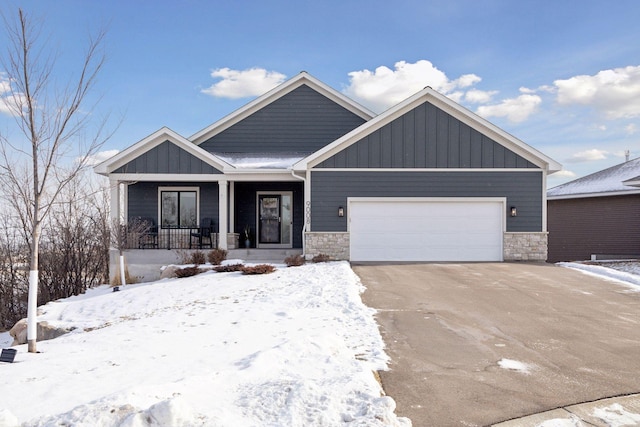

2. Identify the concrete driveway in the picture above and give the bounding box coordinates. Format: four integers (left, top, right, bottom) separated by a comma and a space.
354, 262, 640, 427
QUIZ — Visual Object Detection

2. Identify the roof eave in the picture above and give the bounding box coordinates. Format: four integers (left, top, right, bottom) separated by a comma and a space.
94, 127, 234, 175
547, 189, 640, 200
189, 71, 375, 145
296, 87, 562, 172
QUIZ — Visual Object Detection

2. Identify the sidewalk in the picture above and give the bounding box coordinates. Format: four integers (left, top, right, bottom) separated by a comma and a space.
492, 394, 640, 426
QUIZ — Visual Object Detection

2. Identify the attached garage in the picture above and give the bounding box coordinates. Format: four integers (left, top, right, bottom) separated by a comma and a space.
349, 198, 505, 262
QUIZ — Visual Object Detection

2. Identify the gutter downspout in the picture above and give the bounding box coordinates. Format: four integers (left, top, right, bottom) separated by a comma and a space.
290, 169, 307, 256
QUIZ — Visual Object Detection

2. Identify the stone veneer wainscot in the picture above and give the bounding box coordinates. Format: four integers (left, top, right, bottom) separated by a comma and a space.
305, 232, 350, 260
503, 232, 548, 261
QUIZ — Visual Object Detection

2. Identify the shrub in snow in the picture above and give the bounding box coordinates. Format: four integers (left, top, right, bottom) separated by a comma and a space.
175, 266, 203, 278
190, 251, 206, 265
284, 254, 305, 267
312, 254, 331, 263
241, 264, 276, 275
213, 264, 245, 273
207, 249, 227, 265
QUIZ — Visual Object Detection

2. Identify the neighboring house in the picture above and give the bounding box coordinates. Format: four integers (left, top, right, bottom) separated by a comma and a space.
547, 157, 640, 262
95, 71, 561, 272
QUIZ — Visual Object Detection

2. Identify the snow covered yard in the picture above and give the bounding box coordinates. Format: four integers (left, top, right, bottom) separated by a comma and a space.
0, 261, 411, 427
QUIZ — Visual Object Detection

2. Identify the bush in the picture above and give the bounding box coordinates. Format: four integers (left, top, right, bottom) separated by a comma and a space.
312, 254, 331, 263
191, 251, 207, 265
284, 254, 305, 267
208, 249, 228, 265
175, 266, 203, 278
241, 264, 276, 275
177, 250, 206, 265
213, 264, 245, 273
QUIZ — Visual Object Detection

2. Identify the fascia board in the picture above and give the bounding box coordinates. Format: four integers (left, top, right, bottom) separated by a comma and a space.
622, 177, 640, 187
94, 127, 233, 175
547, 189, 640, 200
189, 72, 375, 145
295, 87, 562, 173
426, 90, 562, 173
294, 90, 427, 170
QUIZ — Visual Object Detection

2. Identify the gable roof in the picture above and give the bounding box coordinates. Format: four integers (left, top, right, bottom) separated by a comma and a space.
94, 127, 232, 176
189, 71, 376, 145
294, 86, 562, 173
547, 157, 640, 199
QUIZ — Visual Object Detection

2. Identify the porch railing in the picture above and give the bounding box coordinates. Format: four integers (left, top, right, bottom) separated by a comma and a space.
125, 226, 219, 250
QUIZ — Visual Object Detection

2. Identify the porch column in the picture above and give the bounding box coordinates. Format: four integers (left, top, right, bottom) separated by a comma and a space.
229, 181, 235, 234
218, 181, 228, 249
109, 179, 121, 224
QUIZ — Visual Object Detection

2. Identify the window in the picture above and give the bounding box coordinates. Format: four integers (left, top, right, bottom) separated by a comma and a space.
160, 189, 197, 228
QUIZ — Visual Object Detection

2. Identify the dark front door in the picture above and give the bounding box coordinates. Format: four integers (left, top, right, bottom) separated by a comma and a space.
259, 195, 281, 244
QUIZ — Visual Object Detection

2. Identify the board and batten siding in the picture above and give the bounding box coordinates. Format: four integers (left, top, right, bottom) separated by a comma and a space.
199, 85, 367, 155
114, 141, 222, 174
547, 195, 640, 262
317, 101, 537, 169
127, 182, 220, 227
310, 171, 542, 233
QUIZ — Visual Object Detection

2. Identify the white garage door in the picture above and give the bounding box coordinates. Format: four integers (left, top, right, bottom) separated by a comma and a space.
349, 198, 504, 262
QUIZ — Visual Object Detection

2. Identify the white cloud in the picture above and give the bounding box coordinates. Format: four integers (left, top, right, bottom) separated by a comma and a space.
0, 73, 23, 116
475, 92, 542, 123
566, 148, 609, 163
554, 65, 640, 119
625, 123, 637, 135
343, 60, 482, 112
85, 149, 119, 166
464, 89, 498, 104
201, 67, 287, 99
551, 170, 577, 179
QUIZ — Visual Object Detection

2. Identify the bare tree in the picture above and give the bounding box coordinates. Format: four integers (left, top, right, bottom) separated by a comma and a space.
0, 8, 111, 352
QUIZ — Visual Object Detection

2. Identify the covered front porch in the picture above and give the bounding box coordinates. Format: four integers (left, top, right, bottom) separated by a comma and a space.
110, 177, 306, 251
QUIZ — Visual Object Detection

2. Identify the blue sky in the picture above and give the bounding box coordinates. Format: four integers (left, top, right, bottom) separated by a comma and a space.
1, 0, 640, 186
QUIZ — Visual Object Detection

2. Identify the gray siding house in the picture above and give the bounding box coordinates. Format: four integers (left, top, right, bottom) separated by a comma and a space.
95, 72, 561, 269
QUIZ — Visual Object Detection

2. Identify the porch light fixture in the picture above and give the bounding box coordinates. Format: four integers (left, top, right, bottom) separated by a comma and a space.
338, 206, 344, 217
510, 206, 517, 217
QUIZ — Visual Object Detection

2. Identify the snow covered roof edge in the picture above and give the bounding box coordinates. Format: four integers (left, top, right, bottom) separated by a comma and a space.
547, 157, 640, 199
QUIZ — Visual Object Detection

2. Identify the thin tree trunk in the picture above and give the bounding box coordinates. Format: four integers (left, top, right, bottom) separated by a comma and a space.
27, 227, 39, 352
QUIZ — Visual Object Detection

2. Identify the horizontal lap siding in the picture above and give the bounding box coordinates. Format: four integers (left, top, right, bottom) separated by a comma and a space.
310, 171, 542, 232
199, 85, 366, 154
127, 182, 220, 226
547, 195, 640, 262
317, 101, 537, 169
114, 141, 222, 174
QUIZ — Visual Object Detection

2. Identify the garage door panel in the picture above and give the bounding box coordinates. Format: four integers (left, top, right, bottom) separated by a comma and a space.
350, 200, 503, 262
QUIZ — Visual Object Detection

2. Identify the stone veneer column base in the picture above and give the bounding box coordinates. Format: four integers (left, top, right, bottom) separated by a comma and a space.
305, 232, 350, 261
503, 232, 548, 261
226, 233, 240, 249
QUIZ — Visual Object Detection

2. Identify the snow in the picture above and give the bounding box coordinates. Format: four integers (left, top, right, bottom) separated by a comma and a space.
216, 153, 306, 169
592, 403, 640, 427
547, 157, 640, 197
558, 262, 640, 291
497, 358, 532, 374
0, 261, 411, 427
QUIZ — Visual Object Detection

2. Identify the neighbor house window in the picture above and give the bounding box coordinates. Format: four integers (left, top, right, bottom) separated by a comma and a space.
160, 188, 198, 228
